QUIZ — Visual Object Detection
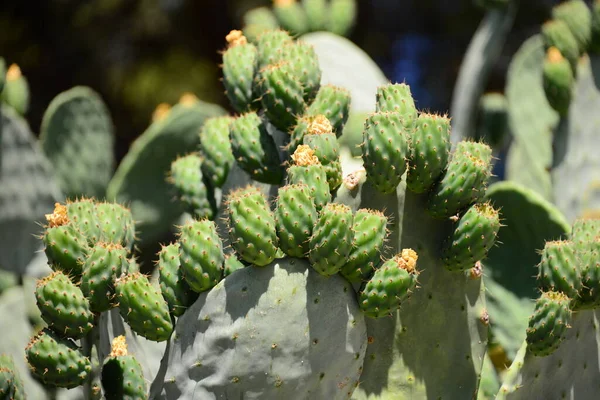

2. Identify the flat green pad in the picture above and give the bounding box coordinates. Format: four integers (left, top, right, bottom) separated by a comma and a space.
40, 86, 115, 199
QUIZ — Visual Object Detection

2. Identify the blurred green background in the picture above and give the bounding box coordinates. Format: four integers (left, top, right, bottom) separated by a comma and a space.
0, 0, 559, 161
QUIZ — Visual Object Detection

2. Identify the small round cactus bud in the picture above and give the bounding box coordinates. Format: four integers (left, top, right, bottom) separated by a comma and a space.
222, 31, 258, 112
542, 47, 574, 116
26, 329, 92, 389
340, 208, 388, 283
229, 112, 284, 184
115, 273, 174, 342
442, 202, 501, 271
302, 118, 342, 191
101, 336, 147, 400
308, 203, 354, 276
359, 249, 420, 318
537, 240, 581, 298
274, 183, 318, 258
273, 0, 309, 36
287, 145, 331, 210
35, 271, 95, 339
177, 219, 224, 293
1, 63, 29, 115
168, 154, 214, 219
526, 291, 572, 356
226, 186, 279, 267
542, 20, 579, 70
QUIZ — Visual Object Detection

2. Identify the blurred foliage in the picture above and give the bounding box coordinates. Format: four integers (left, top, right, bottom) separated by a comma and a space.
0, 0, 560, 162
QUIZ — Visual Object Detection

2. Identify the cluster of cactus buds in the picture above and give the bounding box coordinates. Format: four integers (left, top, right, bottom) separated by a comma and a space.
525, 218, 600, 357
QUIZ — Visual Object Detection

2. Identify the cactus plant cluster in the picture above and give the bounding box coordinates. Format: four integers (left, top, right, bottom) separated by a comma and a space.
3, 1, 600, 399
242, 0, 357, 43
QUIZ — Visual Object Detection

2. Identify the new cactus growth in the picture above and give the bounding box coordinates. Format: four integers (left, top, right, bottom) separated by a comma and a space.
115, 273, 173, 342
542, 47, 574, 116
0, 355, 25, 400
25, 329, 92, 389
35, 271, 94, 339
168, 153, 213, 219
101, 336, 147, 400
525, 291, 572, 356
358, 249, 419, 318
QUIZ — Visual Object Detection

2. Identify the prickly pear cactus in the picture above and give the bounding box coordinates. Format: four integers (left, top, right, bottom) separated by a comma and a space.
497, 217, 600, 399
504, 1, 600, 221
40, 86, 115, 199
1, 64, 29, 115
145, 27, 499, 399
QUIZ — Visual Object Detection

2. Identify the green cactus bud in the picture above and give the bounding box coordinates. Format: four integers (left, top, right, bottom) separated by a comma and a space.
542, 20, 580, 71
259, 62, 307, 131
1, 64, 29, 115
552, 0, 592, 54
35, 271, 94, 339
223, 254, 246, 277
101, 336, 147, 400
177, 219, 224, 293
340, 209, 388, 283
375, 83, 418, 124
226, 186, 279, 266
281, 40, 321, 101
26, 329, 92, 389
406, 112, 451, 193
157, 243, 199, 317
358, 249, 419, 318
66, 198, 102, 243
168, 154, 214, 219
537, 240, 581, 298
308, 203, 354, 276
229, 112, 284, 184
287, 145, 331, 210
306, 84, 351, 136
94, 202, 136, 250
443, 202, 500, 271
0, 355, 25, 400
427, 141, 493, 218
574, 239, 600, 309
302, 115, 343, 191
303, 0, 329, 31
362, 112, 411, 194
526, 291, 572, 356
273, 0, 309, 36
115, 273, 174, 342
199, 116, 235, 188
222, 31, 259, 113
327, 0, 357, 36
591, 0, 600, 53
274, 183, 318, 258
256, 29, 293, 69
81, 243, 129, 313
43, 209, 89, 279
542, 47, 574, 117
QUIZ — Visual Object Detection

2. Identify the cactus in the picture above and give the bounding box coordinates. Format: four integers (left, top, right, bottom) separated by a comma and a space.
40, 86, 115, 199
1, 64, 30, 115
503, 1, 600, 222
101, 336, 147, 400
25, 329, 92, 389
0, 355, 25, 400
167, 154, 214, 219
